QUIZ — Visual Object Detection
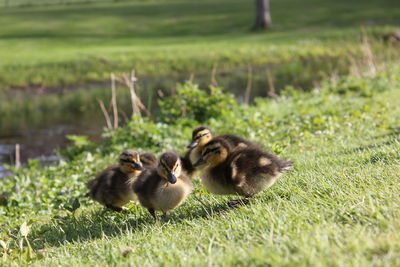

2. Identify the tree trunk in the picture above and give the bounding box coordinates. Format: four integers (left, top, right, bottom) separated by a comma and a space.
253, 0, 272, 30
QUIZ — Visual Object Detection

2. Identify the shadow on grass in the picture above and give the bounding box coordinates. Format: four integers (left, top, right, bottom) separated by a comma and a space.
175, 196, 233, 221
28, 198, 233, 250
29, 208, 150, 249
343, 138, 399, 154
343, 126, 399, 155
373, 127, 400, 140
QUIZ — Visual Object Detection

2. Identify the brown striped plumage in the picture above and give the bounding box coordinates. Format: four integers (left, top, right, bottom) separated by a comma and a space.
86, 150, 151, 212
181, 126, 258, 178
139, 152, 158, 168
195, 138, 292, 207
133, 151, 193, 220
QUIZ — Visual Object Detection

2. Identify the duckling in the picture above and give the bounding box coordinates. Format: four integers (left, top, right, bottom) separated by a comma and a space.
86, 149, 145, 212
133, 151, 193, 220
139, 152, 157, 168
181, 126, 257, 178
194, 138, 292, 207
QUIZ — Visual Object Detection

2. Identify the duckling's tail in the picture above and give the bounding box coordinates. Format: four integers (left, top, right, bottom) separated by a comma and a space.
281, 160, 293, 171
85, 179, 98, 198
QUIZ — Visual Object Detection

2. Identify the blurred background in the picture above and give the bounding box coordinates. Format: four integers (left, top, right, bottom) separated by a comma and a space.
0, 0, 399, 177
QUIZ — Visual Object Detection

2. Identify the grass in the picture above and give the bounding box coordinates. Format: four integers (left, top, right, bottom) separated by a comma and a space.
0, 0, 115, 8
0, 64, 399, 265
0, 0, 399, 90
1, 0, 400, 265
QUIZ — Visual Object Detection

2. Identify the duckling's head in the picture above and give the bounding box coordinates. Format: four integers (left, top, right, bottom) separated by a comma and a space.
194, 138, 229, 167
187, 126, 212, 148
118, 150, 144, 174
157, 152, 182, 184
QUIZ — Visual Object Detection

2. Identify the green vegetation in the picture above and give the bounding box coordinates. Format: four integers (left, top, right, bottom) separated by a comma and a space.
1, 62, 399, 265
0, 0, 115, 8
1, 0, 399, 136
0, 0, 399, 90
1, 0, 400, 265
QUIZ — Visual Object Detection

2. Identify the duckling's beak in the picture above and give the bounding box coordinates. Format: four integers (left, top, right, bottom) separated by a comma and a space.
187, 140, 198, 149
193, 158, 205, 167
133, 162, 145, 171
167, 172, 177, 184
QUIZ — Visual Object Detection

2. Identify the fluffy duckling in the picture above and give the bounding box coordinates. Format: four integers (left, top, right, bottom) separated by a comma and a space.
194, 138, 292, 207
86, 150, 145, 212
140, 152, 158, 168
133, 152, 193, 220
181, 126, 257, 178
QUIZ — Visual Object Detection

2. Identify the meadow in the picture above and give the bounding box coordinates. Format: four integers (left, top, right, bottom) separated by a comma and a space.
1, 0, 399, 137
1, 0, 400, 266
1, 62, 400, 265
0, 0, 399, 90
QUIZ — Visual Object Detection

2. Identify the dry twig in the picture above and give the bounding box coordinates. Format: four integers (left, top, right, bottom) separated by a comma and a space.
266, 70, 278, 98
244, 64, 253, 105
98, 99, 112, 129
211, 64, 218, 87
111, 73, 119, 129
361, 27, 377, 76
15, 144, 20, 169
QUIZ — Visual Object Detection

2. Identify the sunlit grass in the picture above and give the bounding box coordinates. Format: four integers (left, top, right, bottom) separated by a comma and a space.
0, 65, 399, 265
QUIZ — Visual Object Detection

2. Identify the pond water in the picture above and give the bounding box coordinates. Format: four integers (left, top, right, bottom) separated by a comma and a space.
0, 112, 104, 178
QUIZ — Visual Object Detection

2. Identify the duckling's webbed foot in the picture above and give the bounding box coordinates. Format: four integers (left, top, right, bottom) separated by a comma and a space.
161, 211, 171, 221
227, 195, 252, 208
148, 208, 159, 221
106, 204, 123, 212
227, 199, 248, 208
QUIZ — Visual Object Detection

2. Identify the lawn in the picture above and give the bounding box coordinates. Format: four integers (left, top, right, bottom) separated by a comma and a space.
1, 0, 400, 265
0, 0, 399, 89
0, 63, 399, 265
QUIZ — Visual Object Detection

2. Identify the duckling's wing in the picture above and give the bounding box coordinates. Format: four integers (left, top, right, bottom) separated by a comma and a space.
227, 152, 249, 185
229, 150, 280, 180
218, 134, 259, 149
132, 168, 162, 209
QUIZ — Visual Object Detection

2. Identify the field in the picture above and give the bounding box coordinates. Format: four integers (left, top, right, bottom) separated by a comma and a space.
1, 0, 400, 266
0, 0, 399, 90
1, 68, 400, 265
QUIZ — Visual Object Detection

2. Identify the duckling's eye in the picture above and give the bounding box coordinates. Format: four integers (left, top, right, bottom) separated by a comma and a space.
121, 159, 134, 164
195, 132, 209, 140
203, 147, 219, 156
160, 161, 171, 172
202, 148, 211, 156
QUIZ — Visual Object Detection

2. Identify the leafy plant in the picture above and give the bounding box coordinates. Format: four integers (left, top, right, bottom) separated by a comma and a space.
158, 82, 235, 124
60, 135, 95, 160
